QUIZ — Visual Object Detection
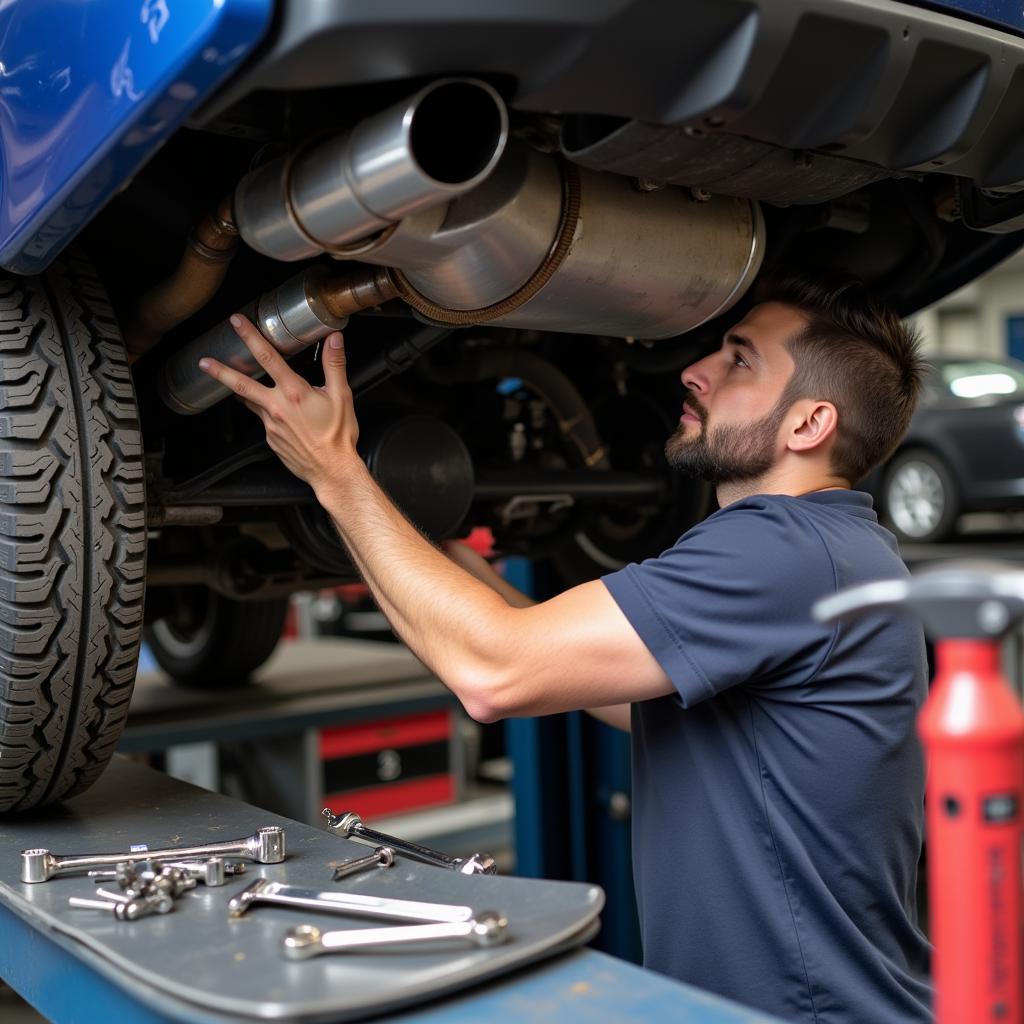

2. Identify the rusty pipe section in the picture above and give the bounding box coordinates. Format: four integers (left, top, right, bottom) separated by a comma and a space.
319, 265, 397, 321
234, 78, 508, 261
123, 196, 239, 360
159, 265, 398, 415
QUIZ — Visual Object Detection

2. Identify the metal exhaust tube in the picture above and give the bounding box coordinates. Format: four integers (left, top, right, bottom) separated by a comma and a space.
159, 265, 397, 415
234, 78, 509, 262
352, 142, 766, 340
122, 195, 239, 361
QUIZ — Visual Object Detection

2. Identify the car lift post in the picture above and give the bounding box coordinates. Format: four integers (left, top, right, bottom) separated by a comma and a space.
502, 556, 641, 963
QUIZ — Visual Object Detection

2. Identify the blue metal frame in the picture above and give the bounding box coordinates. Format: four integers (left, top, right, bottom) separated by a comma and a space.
0, 897, 781, 1023
0, 0, 273, 274
0, 901, 180, 1024
502, 556, 641, 963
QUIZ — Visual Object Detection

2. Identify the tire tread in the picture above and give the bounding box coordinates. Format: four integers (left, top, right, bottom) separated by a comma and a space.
0, 255, 145, 812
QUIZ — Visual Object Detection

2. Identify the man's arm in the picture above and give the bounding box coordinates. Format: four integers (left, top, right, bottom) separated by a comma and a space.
198, 318, 674, 722
443, 541, 632, 732
440, 541, 536, 609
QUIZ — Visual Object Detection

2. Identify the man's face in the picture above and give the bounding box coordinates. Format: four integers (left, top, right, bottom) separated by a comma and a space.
666, 302, 804, 483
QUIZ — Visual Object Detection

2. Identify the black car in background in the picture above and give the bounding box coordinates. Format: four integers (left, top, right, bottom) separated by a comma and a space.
870, 355, 1024, 543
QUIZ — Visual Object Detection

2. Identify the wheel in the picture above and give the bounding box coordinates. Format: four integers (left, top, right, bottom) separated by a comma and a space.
145, 587, 288, 687
0, 255, 146, 813
883, 449, 959, 544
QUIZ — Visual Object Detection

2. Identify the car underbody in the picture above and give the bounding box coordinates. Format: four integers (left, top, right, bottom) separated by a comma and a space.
2, 0, 1024, 808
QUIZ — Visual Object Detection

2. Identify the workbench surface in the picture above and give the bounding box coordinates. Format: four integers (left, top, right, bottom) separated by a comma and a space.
0, 758, 783, 1023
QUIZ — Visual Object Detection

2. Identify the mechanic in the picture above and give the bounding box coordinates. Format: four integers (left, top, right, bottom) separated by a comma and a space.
198, 273, 932, 1024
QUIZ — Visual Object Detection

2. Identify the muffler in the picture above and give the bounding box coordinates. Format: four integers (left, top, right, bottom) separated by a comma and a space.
160, 77, 763, 417
352, 141, 765, 339
234, 78, 509, 261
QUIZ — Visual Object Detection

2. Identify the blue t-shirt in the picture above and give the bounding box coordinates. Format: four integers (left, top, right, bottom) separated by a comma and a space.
602, 489, 932, 1024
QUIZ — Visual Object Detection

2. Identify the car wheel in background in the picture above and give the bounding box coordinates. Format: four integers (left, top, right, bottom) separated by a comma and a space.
0, 255, 146, 812
883, 449, 960, 544
145, 587, 289, 687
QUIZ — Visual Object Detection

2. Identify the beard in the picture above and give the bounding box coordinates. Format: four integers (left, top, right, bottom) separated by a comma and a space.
665, 395, 788, 484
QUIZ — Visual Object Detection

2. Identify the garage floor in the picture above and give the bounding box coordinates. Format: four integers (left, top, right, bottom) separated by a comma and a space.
1, 984, 44, 1022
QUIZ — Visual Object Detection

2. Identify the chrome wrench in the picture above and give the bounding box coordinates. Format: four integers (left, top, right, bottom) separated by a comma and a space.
322, 809, 496, 875
69, 887, 174, 920
228, 877, 475, 924
282, 913, 509, 959
21, 826, 285, 882
88, 857, 245, 888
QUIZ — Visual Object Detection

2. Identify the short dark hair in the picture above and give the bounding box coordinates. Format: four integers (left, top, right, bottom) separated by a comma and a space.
755, 272, 927, 483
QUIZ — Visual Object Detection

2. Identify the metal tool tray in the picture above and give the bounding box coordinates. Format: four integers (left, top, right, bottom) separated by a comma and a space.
0, 757, 603, 1022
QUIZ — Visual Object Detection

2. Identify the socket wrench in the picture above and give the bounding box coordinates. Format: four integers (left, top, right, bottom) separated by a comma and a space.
322, 810, 496, 875
22, 826, 285, 882
332, 846, 394, 881
282, 913, 509, 959
228, 878, 475, 924
88, 857, 245, 888
69, 887, 173, 920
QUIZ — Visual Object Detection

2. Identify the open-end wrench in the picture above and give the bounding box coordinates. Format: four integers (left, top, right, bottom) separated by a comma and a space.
282, 912, 509, 959
21, 826, 285, 882
322, 810, 496, 875
331, 846, 394, 881
228, 878, 475, 924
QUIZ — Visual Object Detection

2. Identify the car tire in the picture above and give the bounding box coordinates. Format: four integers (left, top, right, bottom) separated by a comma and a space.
145, 588, 288, 687
0, 255, 146, 813
882, 448, 960, 544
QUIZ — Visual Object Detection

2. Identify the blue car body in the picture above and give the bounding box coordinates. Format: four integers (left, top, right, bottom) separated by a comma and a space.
2, 0, 1024, 279
0, 0, 272, 274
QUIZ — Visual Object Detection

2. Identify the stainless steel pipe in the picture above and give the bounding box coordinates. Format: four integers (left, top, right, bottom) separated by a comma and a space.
159, 264, 397, 415
351, 142, 766, 339
234, 78, 509, 261
159, 266, 348, 415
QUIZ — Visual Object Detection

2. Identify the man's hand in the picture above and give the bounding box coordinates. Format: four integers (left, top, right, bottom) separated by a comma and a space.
197, 315, 360, 494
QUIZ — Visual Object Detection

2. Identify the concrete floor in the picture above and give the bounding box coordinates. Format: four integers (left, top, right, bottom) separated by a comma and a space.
0, 983, 47, 1022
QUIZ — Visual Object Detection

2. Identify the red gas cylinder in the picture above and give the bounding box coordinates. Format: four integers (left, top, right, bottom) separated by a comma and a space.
920, 638, 1024, 1024
815, 566, 1024, 1024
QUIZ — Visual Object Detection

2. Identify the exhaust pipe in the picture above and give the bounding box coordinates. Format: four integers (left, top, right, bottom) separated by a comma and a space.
160, 75, 762, 416
122, 195, 240, 361
234, 78, 509, 261
159, 265, 397, 415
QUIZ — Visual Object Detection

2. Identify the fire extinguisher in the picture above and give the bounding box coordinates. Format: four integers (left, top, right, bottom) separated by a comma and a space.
815, 565, 1024, 1024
